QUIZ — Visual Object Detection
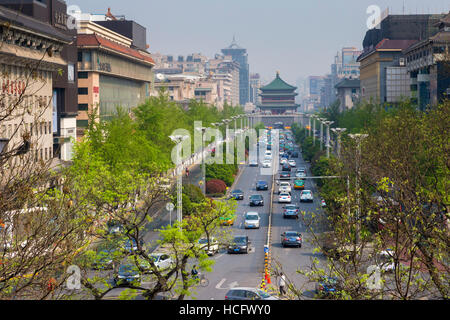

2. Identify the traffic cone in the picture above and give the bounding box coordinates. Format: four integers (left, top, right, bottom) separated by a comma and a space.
266, 271, 271, 284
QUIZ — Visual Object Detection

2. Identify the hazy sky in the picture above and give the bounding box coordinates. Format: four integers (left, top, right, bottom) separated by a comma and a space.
67, 0, 450, 85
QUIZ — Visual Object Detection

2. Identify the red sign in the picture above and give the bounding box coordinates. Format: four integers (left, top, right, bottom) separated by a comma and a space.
93, 86, 99, 94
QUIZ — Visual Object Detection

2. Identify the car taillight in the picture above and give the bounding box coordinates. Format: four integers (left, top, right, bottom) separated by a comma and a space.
284, 238, 288, 241
297, 237, 301, 241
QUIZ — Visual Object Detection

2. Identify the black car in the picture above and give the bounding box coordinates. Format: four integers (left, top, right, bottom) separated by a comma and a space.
282, 163, 291, 172
281, 231, 302, 248
256, 180, 268, 191
249, 194, 264, 206
227, 235, 250, 254
279, 172, 291, 180
291, 151, 299, 158
231, 189, 244, 200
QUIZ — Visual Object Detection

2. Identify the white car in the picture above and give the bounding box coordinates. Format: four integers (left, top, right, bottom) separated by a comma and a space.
262, 160, 272, 168
198, 237, 220, 255
278, 181, 291, 194
280, 158, 288, 165
288, 160, 297, 167
249, 159, 258, 167
300, 190, 314, 202
376, 249, 395, 272
150, 253, 174, 271
244, 212, 261, 229
264, 151, 272, 160
278, 193, 292, 203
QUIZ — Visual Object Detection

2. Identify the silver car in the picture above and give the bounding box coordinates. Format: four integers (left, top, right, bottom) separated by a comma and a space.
244, 212, 260, 229
300, 190, 314, 202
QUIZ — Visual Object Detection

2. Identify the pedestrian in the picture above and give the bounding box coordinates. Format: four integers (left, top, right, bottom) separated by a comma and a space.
278, 272, 286, 296
185, 167, 190, 177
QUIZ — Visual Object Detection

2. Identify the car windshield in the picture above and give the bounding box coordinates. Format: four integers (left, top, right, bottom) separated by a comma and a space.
280, 193, 289, 197
199, 238, 213, 244
286, 232, 299, 237
246, 215, 259, 220
257, 181, 266, 184
302, 191, 311, 195
250, 195, 262, 200
233, 190, 242, 194
119, 264, 138, 274
285, 205, 297, 210
233, 237, 247, 244
150, 255, 161, 262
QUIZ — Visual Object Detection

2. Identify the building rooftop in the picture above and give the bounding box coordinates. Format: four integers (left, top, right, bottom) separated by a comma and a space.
0, 6, 71, 43
357, 38, 418, 62
260, 72, 297, 92
77, 33, 155, 65
335, 78, 360, 89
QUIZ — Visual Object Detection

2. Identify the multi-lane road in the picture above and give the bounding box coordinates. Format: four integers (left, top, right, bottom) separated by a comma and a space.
189, 137, 328, 300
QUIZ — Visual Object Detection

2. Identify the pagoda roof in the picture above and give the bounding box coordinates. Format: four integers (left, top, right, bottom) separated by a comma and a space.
260, 72, 297, 91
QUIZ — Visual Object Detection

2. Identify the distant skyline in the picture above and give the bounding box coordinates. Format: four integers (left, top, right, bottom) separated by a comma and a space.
67, 0, 450, 85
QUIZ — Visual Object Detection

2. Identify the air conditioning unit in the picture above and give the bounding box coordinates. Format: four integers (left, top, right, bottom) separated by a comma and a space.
399, 58, 405, 66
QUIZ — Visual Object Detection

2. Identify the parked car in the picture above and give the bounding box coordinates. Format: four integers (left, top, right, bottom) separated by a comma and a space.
149, 253, 174, 271
227, 235, 250, 254
278, 192, 292, 203
91, 249, 116, 270
279, 172, 291, 180
376, 249, 395, 272
249, 194, 264, 206
244, 212, 261, 229
225, 287, 278, 300
256, 180, 269, 191
123, 238, 144, 253
288, 160, 297, 167
198, 237, 220, 256
281, 231, 302, 247
283, 204, 300, 219
278, 181, 292, 194
230, 189, 244, 200
315, 276, 341, 297
114, 264, 141, 286
294, 179, 305, 190
107, 220, 123, 235
300, 190, 314, 202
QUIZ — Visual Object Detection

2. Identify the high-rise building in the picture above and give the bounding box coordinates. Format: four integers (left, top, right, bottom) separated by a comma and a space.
221, 37, 250, 106
249, 73, 261, 105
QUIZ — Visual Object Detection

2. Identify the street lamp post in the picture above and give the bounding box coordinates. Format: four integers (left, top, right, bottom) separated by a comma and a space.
195, 127, 208, 195
318, 118, 325, 151
308, 115, 312, 137
348, 133, 369, 244
323, 120, 334, 158
331, 128, 347, 160
311, 115, 317, 146
169, 135, 188, 229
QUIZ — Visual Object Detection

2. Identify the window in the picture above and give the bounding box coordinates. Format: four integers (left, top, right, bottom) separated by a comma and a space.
78, 104, 88, 111
78, 88, 88, 95
78, 72, 88, 79
77, 51, 82, 62
68, 64, 75, 82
